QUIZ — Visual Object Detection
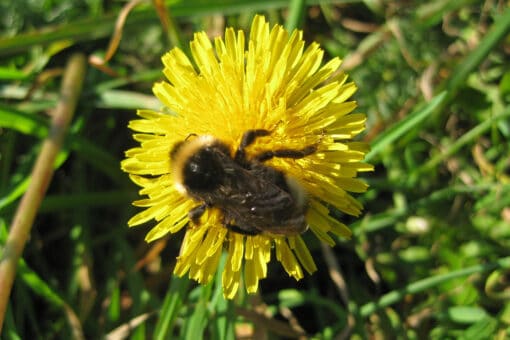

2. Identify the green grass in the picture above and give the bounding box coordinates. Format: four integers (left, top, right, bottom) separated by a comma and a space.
1, 1, 510, 338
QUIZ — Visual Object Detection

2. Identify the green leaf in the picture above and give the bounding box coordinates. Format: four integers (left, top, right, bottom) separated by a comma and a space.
17, 259, 65, 307
447, 306, 488, 324
154, 275, 190, 340
460, 317, 498, 340
0, 104, 48, 138
183, 281, 213, 339
398, 246, 431, 263
359, 256, 510, 317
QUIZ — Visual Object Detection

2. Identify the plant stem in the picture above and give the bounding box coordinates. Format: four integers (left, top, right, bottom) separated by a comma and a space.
0, 53, 86, 332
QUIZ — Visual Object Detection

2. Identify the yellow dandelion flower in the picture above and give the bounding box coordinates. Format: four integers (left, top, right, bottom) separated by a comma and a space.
121, 15, 373, 299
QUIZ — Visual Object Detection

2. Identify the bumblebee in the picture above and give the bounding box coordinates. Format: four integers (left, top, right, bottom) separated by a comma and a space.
171, 129, 317, 235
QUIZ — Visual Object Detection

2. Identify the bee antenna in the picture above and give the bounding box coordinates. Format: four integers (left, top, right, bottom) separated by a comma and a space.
185, 133, 198, 141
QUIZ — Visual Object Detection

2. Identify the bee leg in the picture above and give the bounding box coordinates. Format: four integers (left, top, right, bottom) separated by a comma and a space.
235, 129, 270, 163
226, 223, 260, 236
255, 145, 317, 162
189, 203, 207, 224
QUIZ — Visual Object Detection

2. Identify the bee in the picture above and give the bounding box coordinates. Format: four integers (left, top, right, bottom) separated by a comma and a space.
171, 129, 317, 235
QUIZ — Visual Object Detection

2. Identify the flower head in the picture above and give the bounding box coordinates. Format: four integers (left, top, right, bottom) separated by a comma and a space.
121, 15, 373, 298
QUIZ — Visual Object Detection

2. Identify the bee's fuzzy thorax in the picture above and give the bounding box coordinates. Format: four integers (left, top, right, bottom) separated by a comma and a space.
171, 135, 227, 195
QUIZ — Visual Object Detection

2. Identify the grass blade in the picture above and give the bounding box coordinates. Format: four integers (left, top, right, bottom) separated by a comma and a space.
365, 91, 447, 162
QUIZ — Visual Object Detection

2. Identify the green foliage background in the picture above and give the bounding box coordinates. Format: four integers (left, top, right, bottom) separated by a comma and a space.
1, 0, 509, 338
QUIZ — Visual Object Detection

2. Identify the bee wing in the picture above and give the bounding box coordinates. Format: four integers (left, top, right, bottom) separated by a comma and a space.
232, 180, 293, 213
220, 162, 293, 212
218, 162, 300, 233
